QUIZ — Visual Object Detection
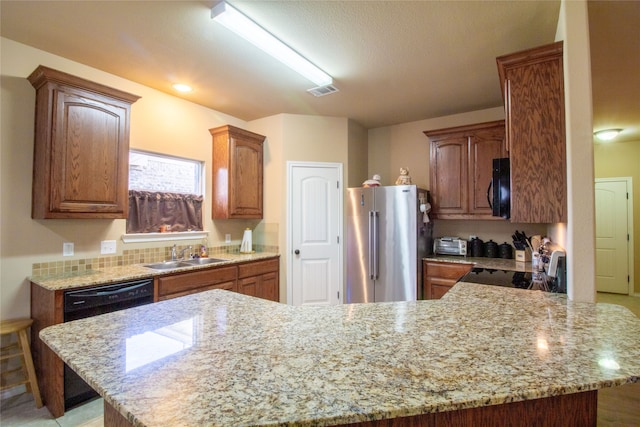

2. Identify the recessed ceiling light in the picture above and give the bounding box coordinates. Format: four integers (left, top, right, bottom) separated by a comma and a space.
594, 129, 622, 141
172, 83, 193, 93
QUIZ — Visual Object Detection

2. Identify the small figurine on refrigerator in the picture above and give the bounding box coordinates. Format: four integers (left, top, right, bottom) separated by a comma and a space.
395, 167, 412, 185
362, 174, 381, 187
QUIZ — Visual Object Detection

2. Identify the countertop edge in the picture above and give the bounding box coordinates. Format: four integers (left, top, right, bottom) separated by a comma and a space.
424, 255, 533, 272
30, 253, 280, 291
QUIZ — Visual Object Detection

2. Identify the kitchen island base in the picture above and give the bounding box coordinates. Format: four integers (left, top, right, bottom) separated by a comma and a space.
104, 390, 596, 427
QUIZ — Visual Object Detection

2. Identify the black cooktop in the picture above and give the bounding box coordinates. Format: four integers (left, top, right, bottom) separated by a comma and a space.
459, 268, 565, 293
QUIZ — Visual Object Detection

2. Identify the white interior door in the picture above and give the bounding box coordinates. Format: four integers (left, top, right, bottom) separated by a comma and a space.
595, 178, 631, 294
288, 162, 342, 306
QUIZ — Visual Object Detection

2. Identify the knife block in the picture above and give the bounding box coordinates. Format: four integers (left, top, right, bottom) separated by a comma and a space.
515, 248, 532, 262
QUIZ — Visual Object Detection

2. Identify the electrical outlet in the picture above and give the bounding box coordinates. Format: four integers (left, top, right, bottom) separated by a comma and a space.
225, 234, 231, 243
63, 242, 74, 256
101, 240, 117, 255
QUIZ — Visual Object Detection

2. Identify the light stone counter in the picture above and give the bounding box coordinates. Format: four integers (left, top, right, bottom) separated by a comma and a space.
425, 255, 532, 272
30, 252, 280, 291
40, 283, 640, 427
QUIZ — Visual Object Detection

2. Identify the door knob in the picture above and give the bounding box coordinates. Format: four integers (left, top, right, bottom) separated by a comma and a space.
294, 249, 300, 255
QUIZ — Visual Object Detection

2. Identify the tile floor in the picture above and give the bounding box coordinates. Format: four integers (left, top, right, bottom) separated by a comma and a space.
1, 292, 639, 427
0, 392, 102, 427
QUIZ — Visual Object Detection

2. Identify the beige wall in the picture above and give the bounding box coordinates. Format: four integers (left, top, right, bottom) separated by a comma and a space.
347, 120, 368, 188
0, 38, 254, 319
594, 140, 640, 293
250, 114, 351, 302
368, 107, 505, 188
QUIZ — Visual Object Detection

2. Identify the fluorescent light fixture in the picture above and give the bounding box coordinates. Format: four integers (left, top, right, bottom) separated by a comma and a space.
211, 1, 332, 87
594, 128, 622, 141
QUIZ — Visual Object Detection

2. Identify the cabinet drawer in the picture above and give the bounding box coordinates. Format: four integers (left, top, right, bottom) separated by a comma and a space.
157, 266, 237, 298
158, 280, 236, 301
238, 258, 279, 279
424, 261, 473, 280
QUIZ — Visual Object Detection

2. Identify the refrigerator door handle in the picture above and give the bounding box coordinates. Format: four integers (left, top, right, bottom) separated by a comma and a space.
372, 211, 379, 280
368, 211, 374, 279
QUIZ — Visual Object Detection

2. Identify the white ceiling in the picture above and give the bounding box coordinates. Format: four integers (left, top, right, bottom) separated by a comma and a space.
1, 1, 638, 142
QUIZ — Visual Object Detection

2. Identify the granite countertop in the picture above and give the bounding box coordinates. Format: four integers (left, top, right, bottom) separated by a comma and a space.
40, 283, 640, 427
425, 255, 532, 272
30, 252, 280, 291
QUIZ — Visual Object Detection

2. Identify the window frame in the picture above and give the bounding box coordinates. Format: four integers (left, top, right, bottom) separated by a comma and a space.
123, 150, 207, 242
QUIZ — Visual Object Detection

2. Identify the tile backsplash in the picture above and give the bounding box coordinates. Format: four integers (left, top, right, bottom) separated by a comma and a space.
31, 244, 279, 277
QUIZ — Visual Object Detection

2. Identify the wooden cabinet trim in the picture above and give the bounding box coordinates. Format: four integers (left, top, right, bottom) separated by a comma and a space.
424, 120, 506, 139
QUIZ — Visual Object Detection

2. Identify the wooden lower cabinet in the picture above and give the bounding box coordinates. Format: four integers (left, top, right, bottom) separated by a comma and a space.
237, 258, 280, 302
155, 265, 237, 301
423, 260, 473, 299
30, 283, 65, 418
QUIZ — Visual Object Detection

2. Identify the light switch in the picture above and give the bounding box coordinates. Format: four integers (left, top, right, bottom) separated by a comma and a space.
225, 234, 231, 243
101, 240, 117, 254
63, 242, 74, 256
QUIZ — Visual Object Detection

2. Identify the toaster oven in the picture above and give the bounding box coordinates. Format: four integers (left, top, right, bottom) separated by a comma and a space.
434, 237, 467, 256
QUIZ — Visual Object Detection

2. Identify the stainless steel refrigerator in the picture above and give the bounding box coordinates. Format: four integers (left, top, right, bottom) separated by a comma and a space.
346, 185, 431, 303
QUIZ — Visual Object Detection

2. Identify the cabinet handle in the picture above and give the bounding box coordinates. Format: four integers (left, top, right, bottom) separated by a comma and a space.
294, 249, 300, 255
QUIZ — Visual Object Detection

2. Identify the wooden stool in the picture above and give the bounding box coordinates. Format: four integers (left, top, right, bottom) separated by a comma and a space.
0, 318, 43, 408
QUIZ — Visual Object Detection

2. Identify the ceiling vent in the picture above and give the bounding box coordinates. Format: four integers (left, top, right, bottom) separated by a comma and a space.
307, 84, 339, 97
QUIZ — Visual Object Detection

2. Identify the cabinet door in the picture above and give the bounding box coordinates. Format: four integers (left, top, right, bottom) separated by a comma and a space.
156, 266, 237, 301
259, 271, 279, 302
237, 258, 280, 302
229, 136, 263, 218
238, 275, 259, 298
210, 125, 265, 219
51, 89, 129, 216
423, 261, 473, 299
498, 42, 567, 223
28, 66, 139, 219
430, 138, 468, 216
469, 125, 506, 215
426, 121, 505, 220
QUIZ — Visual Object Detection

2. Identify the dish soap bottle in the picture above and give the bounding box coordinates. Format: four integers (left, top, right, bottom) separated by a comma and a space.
199, 240, 208, 258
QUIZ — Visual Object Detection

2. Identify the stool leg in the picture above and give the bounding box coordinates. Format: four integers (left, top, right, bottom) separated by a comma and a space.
17, 329, 43, 408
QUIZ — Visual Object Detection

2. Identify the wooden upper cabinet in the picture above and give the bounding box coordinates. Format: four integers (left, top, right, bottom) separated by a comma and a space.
425, 121, 506, 220
497, 41, 567, 223
209, 125, 265, 219
28, 66, 140, 219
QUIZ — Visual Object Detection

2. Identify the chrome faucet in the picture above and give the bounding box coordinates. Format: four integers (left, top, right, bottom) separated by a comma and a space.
171, 244, 192, 260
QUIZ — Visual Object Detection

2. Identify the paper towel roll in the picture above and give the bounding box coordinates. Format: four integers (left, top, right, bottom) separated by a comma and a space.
240, 228, 253, 253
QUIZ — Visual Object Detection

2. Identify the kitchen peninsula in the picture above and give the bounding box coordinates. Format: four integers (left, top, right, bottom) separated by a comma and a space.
40, 284, 640, 427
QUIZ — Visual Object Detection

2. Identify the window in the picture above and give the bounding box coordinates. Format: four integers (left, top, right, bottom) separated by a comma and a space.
129, 151, 203, 195
127, 151, 204, 234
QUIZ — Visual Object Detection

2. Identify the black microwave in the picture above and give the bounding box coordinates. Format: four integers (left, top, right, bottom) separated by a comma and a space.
489, 158, 510, 219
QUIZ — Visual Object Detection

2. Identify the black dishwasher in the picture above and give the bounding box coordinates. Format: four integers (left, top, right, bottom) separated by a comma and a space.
63, 278, 154, 409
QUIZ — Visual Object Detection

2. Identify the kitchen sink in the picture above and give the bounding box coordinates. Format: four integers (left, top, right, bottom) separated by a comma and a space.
180, 258, 228, 266
144, 258, 229, 270
144, 261, 190, 270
